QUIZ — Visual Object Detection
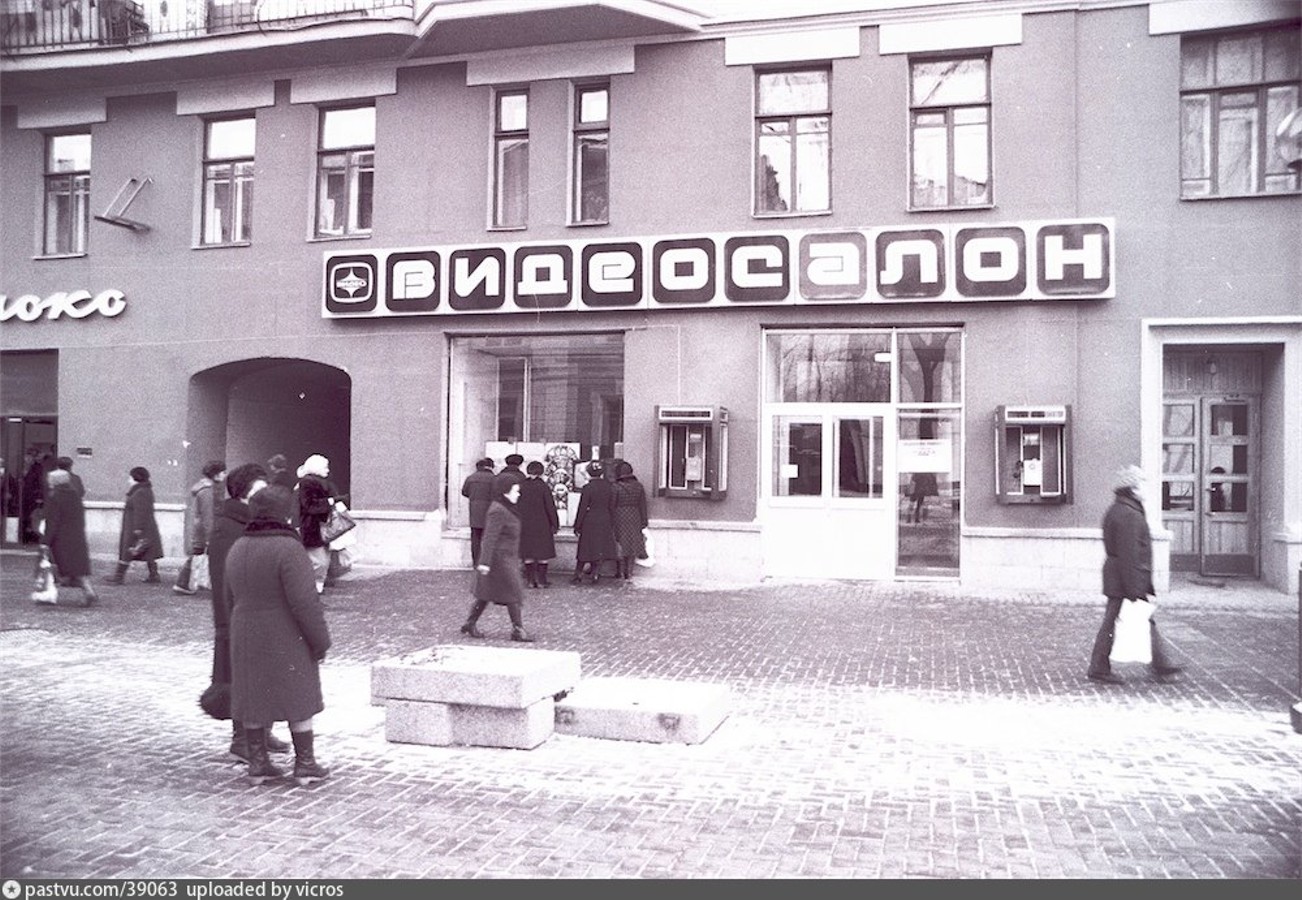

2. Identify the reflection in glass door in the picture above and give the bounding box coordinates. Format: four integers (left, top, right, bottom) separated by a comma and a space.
1201, 397, 1256, 576
896, 409, 960, 577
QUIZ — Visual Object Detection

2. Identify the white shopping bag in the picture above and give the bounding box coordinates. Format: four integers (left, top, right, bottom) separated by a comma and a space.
635, 529, 655, 568
1109, 599, 1154, 664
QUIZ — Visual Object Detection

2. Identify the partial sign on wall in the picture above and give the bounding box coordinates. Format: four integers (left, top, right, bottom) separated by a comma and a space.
322, 218, 1115, 318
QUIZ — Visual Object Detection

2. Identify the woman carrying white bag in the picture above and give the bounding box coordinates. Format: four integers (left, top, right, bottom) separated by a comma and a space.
1086, 465, 1184, 685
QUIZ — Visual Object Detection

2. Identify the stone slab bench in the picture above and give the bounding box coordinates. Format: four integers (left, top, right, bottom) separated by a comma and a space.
554, 676, 732, 744
370, 644, 581, 709
386, 697, 555, 749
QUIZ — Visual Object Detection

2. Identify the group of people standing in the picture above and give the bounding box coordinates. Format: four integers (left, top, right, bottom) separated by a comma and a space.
458, 453, 650, 641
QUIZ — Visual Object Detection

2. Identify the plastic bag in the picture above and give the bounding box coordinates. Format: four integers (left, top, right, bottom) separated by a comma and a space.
1110, 598, 1154, 664
328, 525, 357, 552
635, 529, 655, 568
31, 548, 58, 604
192, 553, 210, 591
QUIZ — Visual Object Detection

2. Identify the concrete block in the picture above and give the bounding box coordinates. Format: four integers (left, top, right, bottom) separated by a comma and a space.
370, 644, 580, 708
385, 697, 555, 749
554, 677, 731, 744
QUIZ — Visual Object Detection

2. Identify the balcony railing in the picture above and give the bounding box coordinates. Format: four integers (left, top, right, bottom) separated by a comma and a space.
1, 0, 414, 54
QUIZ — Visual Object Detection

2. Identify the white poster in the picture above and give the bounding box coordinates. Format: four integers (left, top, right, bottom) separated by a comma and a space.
898, 439, 951, 474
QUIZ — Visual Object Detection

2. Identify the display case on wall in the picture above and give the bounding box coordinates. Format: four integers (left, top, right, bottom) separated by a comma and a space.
995, 405, 1071, 504
656, 405, 728, 500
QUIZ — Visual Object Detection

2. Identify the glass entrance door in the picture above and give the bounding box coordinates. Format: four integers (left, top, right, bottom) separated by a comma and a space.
896, 409, 961, 578
1201, 397, 1257, 576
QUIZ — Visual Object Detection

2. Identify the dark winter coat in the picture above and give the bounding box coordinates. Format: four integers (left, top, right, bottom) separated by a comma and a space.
474, 500, 525, 606
461, 469, 495, 529
611, 476, 648, 559
573, 476, 618, 563
227, 519, 331, 725
517, 476, 559, 561
42, 482, 91, 578
296, 474, 338, 549
208, 496, 253, 684
184, 476, 218, 552
117, 480, 163, 562
1101, 489, 1153, 600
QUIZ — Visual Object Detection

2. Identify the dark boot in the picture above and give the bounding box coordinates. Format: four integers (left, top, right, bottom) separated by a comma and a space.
229, 722, 249, 761
570, 565, 584, 585
145, 561, 161, 584
508, 603, 534, 642
102, 562, 127, 585
291, 730, 330, 787
460, 600, 488, 638
77, 577, 99, 606
538, 563, 550, 588
589, 562, 600, 584
243, 727, 284, 786
266, 730, 291, 754
524, 562, 538, 588
622, 558, 632, 580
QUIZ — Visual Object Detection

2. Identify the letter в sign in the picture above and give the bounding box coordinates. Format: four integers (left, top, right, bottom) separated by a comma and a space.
876, 230, 945, 299
324, 254, 378, 315
799, 232, 867, 301
449, 248, 507, 311
651, 238, 716, 305
724, 235, 789, 303
386, 251, 441, 313
514, 245, 573, 309
581, 242, 643, 308
955, 227, 1026, 298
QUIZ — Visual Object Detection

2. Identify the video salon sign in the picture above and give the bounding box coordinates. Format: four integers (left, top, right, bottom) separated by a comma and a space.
323, 218, 1113, 318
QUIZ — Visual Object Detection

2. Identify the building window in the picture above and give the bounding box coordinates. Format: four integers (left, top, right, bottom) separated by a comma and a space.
43, 132, 91, 255
201, 116, 255, 245
755, 68, 830, 215
1180, 24, 1300, 197
494, 90, 529, 228
315, 104, 375, 238
572, 83, 609, 224
909, 56, 991, 209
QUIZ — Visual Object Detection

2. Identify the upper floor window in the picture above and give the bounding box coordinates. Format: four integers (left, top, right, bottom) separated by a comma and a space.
572, 83, 610, 224
44, 132, 91, 255
316, 104, 374, 238
494, 90, 529, 228
202, 116, 255, 245
910, 56, 991, 209
1180, 24, 1300, 197
755, 68, 830, 215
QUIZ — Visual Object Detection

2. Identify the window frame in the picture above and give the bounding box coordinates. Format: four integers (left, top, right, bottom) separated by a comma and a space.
907, 53, 993, 211
200, 114, 256, 246
492, 88, 530, 230
42, 131, 92, 257
1178, 23, 1301, 199
753, 65, 832, 217
571, 82, 610, 226
314, 103, 376, 239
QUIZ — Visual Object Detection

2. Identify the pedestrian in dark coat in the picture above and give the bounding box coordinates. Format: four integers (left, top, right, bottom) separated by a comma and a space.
54, 456, 85, 498
461, 457, 496, 567
518, 460, 559, 588
40, 468, 97, 606
1087, 465, 1183, 684
19, 450, 48, 544
572, 460, 618, 583
227, 486, 331, 787
610, 461, 649, 582
295, 453, 344, 595
105, 466, 163, 584
460, 473, 534, 642
205, 463, 290, 762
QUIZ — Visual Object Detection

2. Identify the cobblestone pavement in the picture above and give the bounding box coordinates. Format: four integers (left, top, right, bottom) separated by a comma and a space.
1, 549, 1299, 880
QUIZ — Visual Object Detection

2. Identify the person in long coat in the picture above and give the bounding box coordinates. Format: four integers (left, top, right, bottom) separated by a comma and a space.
460, 473, 534, 642
295, 453, 344, 595
517, 460, 559, 588
39, 468, 97, 606
1087, 465, 1183, 684
227, 486, 332, 787
106, 466, 163, 584
205, 463, 291, 762
572, 460, 618, 583
460, 457, 496, 567
610, 461, 649, 582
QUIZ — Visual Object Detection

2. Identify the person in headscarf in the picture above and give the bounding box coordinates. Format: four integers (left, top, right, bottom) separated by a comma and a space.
39, 468, 97, 606
1087, 464, 1184, 684
460, 472, 534, 642
295, 454, 344, 595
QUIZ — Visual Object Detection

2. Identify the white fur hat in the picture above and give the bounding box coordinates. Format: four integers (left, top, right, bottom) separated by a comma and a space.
1113, 464, 1145, 493
297, 454, 329, 479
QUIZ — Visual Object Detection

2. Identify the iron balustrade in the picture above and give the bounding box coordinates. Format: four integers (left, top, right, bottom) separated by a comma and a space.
1, 0, 413, 53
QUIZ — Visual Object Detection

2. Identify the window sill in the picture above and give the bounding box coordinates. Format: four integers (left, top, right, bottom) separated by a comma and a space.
193, 241, 251, 251
752, 209, 832, 220
907, 203, 996, 214
308, 233, 373, 243
567, 220, 609, 228
488, 225, 528, 233
32, 252, 88, 261
1180, 190, 1301, 201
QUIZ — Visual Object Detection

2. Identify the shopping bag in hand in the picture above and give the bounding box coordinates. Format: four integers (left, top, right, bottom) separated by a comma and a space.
1109, 598, 1154, 664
